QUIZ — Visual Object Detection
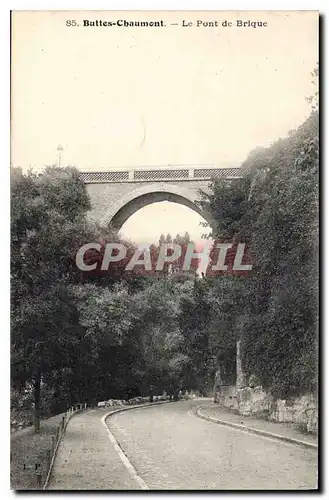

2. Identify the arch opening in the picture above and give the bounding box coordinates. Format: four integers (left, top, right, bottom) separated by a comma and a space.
110, 191, 207, 230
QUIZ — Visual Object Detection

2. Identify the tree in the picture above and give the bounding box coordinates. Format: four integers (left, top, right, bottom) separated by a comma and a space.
178, 278, 215, 392
240, 110, 318, 397
200, 96, 318, 398
127, 279, 187, 396
11, 165, 91, 431
171, 232, 199, 278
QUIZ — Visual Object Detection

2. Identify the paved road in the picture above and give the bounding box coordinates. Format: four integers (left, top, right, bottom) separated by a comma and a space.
48, 408, 138, 490
107, 400, 317, 490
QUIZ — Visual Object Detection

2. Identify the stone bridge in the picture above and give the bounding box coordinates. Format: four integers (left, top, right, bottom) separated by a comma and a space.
80, 164, 243, 229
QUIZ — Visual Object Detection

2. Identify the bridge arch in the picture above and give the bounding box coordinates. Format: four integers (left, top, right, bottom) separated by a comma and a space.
101, 183, 209, 230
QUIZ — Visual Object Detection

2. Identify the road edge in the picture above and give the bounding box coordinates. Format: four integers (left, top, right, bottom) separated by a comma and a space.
43, 408, 86, 490
101, 400, 173, 490
196, 405, 318, 450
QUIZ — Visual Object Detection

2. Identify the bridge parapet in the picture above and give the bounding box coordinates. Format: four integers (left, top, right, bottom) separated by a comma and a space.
80, 165, 243, 184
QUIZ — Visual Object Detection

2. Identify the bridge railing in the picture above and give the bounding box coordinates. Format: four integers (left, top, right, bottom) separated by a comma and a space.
79, 165, 243, 184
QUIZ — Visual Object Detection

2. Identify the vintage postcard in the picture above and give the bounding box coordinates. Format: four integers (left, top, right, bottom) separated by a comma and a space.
10, 10, 319, 491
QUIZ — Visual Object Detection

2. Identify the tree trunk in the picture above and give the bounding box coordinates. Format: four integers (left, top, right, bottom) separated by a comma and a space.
34, 368, 41, 433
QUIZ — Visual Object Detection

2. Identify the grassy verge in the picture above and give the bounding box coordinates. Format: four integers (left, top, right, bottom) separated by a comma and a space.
11, 412, 65, 490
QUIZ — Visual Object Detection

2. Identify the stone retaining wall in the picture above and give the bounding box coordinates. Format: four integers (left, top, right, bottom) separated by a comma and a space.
214, 385, 318, 433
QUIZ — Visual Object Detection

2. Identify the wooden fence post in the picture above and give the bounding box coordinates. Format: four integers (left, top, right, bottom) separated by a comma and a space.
35, 463, 42, 488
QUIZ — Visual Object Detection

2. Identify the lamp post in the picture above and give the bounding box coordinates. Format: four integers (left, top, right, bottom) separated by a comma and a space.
33, 340, 47, 433
57, 144, 63, 167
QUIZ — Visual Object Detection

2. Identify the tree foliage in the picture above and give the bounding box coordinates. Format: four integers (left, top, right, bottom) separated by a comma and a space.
200, 106, 318, 398
11, 166, 91, 429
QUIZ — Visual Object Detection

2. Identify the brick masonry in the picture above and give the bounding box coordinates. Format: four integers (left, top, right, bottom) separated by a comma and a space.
85, 180, 212, 228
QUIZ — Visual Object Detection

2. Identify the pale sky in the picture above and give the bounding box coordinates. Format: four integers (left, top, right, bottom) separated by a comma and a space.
120, 202, 207, 245
11, 11, 318, 243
